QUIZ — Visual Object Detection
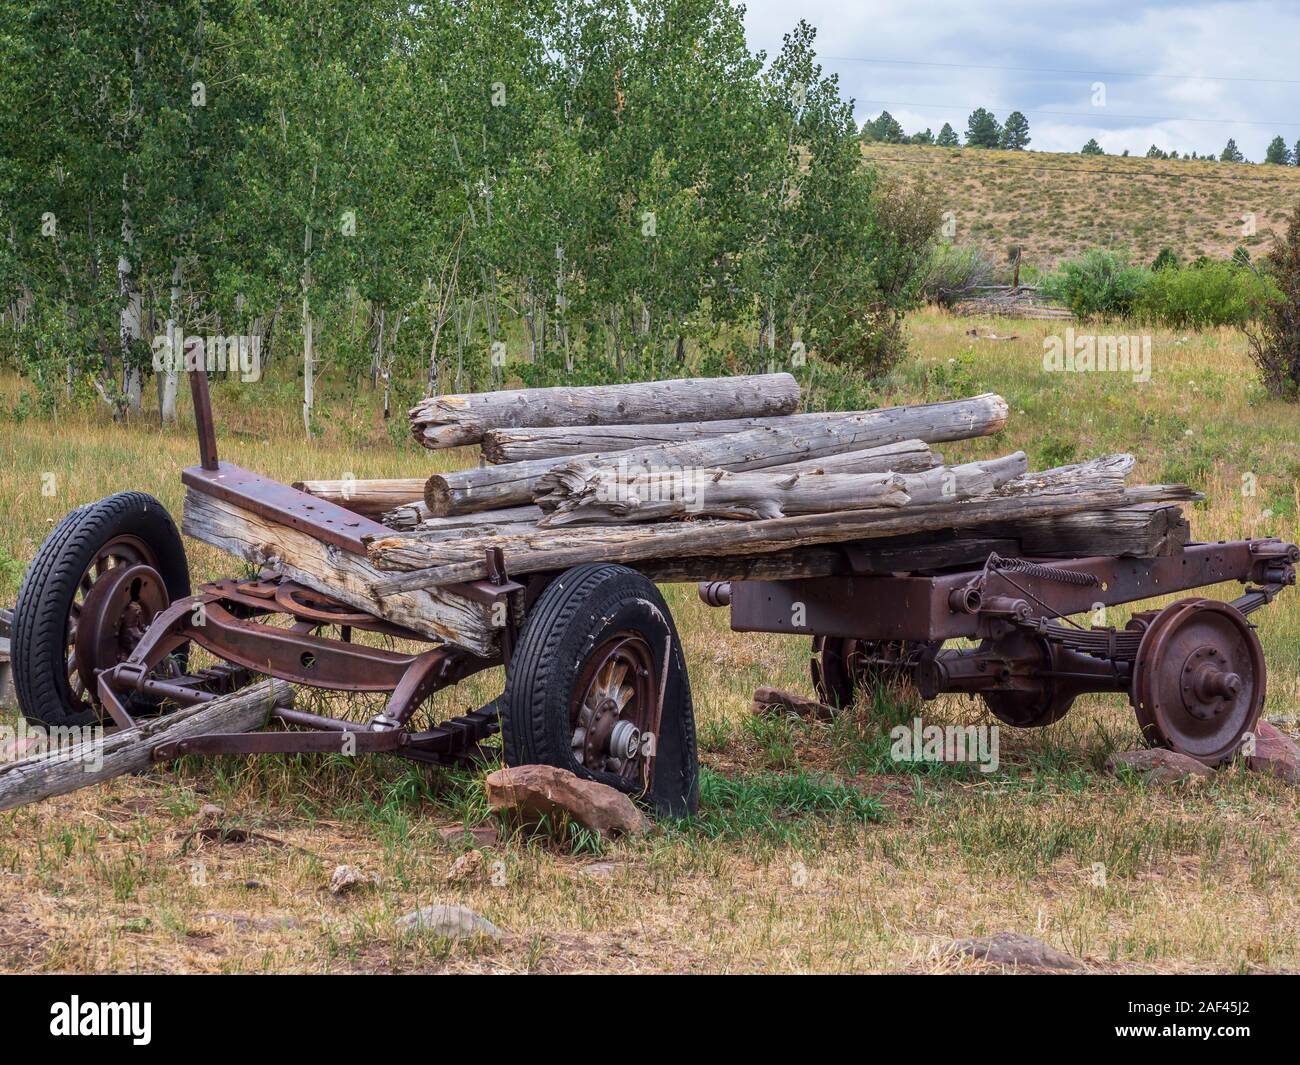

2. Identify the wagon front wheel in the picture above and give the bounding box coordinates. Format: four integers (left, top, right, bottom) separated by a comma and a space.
12, 492, 190, 728
501, 564, 698, 817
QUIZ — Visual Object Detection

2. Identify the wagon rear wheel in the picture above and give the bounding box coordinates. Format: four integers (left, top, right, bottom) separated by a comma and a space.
811, 636, 936, 709
1129, 597, 1265, 765
12, 492, 190, 728
501, 563, 698, 817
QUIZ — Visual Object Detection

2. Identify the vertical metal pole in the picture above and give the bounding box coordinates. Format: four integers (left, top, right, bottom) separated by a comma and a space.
186, 338, 219, 470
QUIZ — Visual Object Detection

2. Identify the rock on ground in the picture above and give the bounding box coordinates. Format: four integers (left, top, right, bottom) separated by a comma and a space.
1248, 722, 1300, 784
396, 903, 502, 940
947, 932, 1085, 972
485, 765, 649, 839
1105, 748, 1214, 784
329, 864, 379, 895
751, 686, 836, 721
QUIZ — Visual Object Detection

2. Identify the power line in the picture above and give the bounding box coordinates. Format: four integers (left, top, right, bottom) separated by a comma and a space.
823, 55, 1300, 87
856, 98, 1300, 129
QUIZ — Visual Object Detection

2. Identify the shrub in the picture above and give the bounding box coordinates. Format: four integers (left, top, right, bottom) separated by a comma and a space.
1138, 261, 1271, 329
1151, 247, 1179, 272
918, 242, 994, 305
1243, 204, 1300, 399
1040, 249, 1149, 320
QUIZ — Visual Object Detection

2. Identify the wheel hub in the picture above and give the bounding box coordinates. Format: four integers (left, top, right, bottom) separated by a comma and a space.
570, 634, 656, 782
74, 562, 171, 698
1131, 598, 1264, 764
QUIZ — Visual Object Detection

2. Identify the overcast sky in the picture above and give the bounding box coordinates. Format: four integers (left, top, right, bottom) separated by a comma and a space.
737, 0, 1299, 159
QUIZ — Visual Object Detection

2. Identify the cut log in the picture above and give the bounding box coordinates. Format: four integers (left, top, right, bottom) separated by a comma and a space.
382, 503, 543, 533
427, 393, 1010, 516
370, 456, 1180, 594
987, 503, 1190, 558
0, 679, 293, 812
481, 411, 938, 463
541, 453, 1027, 525
294, 478, 426, 518
182, 489, 504, 654
410, 373, 801, 449
770, 438, 940, 476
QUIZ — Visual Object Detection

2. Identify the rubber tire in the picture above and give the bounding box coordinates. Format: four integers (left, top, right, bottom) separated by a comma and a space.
501, 564, 698, 818
12, 492, 190, 728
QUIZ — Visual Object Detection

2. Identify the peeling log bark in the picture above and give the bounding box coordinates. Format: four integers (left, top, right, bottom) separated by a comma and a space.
482, 410, 889, 463
410, 373, 801, 448
427, 394, 1009, 516
371, 456, 1179, 594
0, 680, 293, 812
541, 453, 1027, 525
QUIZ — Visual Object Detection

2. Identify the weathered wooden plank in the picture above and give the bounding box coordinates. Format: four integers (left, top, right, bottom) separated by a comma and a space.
985, 503, 1190, 558
0, 680, 293, 812
182, 489, 499, 655
428, 394, 1010, 516
410, 373, 801, 448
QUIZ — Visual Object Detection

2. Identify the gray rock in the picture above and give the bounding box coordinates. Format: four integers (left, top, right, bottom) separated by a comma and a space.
948, 932, 1085, 971
1105, 748, 1214, 784
397, 903, 503, 940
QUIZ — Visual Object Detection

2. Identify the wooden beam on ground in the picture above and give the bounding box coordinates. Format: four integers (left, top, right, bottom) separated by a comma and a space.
0, 680, 293, 812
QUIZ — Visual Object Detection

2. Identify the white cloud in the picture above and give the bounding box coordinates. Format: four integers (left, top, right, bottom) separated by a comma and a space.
736, 0, 1299, 159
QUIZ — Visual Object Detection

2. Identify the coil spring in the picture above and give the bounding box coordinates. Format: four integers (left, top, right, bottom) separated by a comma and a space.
989, 554, 1100, 587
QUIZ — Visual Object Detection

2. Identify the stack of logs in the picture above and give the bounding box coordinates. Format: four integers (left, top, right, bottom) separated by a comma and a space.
283, 373, 1196, 599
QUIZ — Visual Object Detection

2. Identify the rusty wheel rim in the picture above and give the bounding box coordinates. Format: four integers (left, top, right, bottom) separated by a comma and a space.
1132, 598, 1265, 764
65, 535, 161, 714
570, 633, 656, 786
811, 636, 932, 708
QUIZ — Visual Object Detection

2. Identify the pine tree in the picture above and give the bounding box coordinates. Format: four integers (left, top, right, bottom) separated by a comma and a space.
964, 108, 1001, 148
1145, 144, 1167, 159
1220, 139, 1244, 163
1265, 136, 1292, 165
1080, 138, 1104, 156
935, 122, 959, 147
910, 127, 934, 145
862, 110, 905, 143
999, 111, 1030, 150
1294, 140, 1300, 166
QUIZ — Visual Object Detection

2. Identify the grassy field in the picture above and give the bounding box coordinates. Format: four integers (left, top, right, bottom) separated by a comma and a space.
1, 311, 1298, 973
866, 144, 1300, 270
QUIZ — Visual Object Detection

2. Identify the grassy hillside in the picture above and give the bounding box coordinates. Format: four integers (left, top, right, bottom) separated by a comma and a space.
2, 312, 1298, 972
866, 144, 1300, 270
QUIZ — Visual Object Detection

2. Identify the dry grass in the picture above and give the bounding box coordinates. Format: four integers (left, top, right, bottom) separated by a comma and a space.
866, 144, 1300, 269
1, 312, 1298, 973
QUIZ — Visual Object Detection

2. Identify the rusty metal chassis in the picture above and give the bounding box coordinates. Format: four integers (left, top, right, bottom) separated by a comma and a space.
728, 537, 1298, 704
91, 366, 524, 766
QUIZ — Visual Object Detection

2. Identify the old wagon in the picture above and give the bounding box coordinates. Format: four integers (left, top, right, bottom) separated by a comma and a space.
9, 366, 1296, 816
